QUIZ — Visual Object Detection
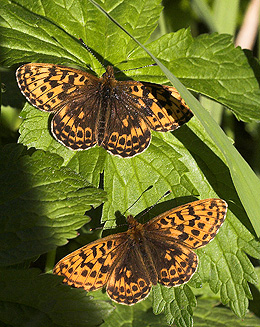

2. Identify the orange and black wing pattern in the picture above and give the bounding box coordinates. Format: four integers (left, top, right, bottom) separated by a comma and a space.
53, 198, 227, 305
53, 230, 151, 305
121, 80, 193, 132
53, 233, 128, 292
16, 63, 100, 149
100, 78, 193, 157
141, 198, 227, 288
17, 64, 193, 157
106, 242, 152, 305
144, 198, 227, 249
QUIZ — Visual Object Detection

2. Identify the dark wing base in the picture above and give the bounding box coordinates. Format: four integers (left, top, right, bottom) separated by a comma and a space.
106, 244, 152, 305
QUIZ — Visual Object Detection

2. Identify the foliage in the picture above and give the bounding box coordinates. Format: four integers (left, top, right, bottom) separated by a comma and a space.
1, 0, 260, 326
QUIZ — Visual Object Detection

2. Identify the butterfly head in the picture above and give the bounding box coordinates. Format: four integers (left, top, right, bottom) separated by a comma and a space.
126, 215, 144, 242
102, 66, 115, 79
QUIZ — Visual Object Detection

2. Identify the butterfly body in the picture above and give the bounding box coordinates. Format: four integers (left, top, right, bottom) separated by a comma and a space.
16, 63, 193, 157
53, 198, 227, 305
126, 215, 145, 241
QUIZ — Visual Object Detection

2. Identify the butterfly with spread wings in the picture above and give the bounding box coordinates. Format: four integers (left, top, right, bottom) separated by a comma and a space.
16, 64, 193, 157
53, 198, 227, 305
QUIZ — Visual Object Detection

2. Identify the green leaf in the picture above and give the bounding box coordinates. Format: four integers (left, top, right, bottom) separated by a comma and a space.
152, 284, 196, 327
1, 0, 260, 325
102, 133, 197, 225
100, 294, 168, 327
249, 267, 260, 318
0, 268, 114, 327
66, 147, 107, 187
193, 298, 260, 326
198, 211, 260, 317
0, 144, 106, 266
162, 126, 260, 317
3, 1, 260, 123
126, 30, 260, 123
11, 0, 260, 237
89, 0, 260, 238
0, 105, 22, 133
18, 109, 198, 227
0, 0, 90, 67
0, 0, 161, 68
19, 103, 107, 179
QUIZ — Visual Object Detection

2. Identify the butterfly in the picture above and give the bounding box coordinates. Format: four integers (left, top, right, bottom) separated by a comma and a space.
53, 198, 227, 305
16, 63, 193, 157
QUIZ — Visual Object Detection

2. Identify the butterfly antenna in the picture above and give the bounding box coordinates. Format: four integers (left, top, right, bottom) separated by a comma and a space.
79, 38, 105, 70
122, 185, 153, 216
114, 63, 157, 74
99, 187, 154, 231
139, 190, 172, 219
90, 189, 170, 231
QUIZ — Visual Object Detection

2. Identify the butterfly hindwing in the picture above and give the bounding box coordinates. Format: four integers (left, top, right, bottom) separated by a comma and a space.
101, 97, 151, 157
52, 96, 99, 150
106, 242, 152, 305
144, 235, 198, 287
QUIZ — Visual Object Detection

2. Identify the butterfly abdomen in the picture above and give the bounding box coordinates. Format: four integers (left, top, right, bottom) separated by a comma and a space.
125, 216, 158, 285
96, 83, 113, 145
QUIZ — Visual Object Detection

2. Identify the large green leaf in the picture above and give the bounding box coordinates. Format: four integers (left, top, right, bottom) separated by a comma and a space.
0, 144, 106, 266
127, 31, 260, 122
99, 294, 169, 327
161, 126, 260, 317
93, 288, 260, 327
0, 0, 161, 68
102, 134, 197, 227
95, 1, 260, 240
0, 268, 113, 327
88, 0, 260, 240
19, 103, 107, 175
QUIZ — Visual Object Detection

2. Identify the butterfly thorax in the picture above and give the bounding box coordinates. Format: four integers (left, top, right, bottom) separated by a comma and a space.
99, 66, 118, 92
126, 215, 145, 242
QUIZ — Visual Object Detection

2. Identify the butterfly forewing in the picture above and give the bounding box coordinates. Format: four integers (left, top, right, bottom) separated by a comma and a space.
120, 80, 193, 132
16, 63, 99, 112
140, 82, 193, 130
144, 198, 228, 249
53, 233, 128, 291
16, 63, 101, 150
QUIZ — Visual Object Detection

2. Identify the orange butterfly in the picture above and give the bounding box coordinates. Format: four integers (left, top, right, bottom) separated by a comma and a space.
53, 198, 227, 305
16, 63, 193, 157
